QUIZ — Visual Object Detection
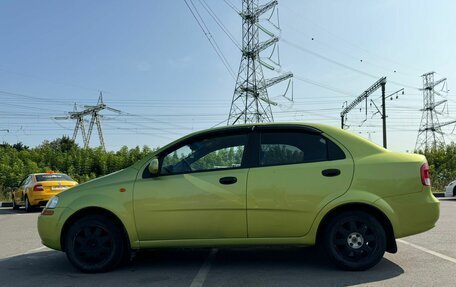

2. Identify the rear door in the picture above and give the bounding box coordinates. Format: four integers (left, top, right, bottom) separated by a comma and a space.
247, 127, 354, 238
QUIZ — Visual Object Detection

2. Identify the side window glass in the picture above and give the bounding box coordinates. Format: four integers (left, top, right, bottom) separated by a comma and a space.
260, 144, 303, 166
162, 145, 193, 174
328, 139, 346, 160
25, 176, 32, 186
191, 146, 244, 171
19, 177, 27, 187
160, 133, 248, 175
259, 131, 344, 166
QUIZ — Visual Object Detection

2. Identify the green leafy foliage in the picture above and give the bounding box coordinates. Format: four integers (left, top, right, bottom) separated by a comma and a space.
0, 137, 156, 200
416, 144, 456, 192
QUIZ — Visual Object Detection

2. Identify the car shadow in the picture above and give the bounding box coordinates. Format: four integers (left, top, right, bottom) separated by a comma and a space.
0, 247, 404, 287
0, 207, 42, 215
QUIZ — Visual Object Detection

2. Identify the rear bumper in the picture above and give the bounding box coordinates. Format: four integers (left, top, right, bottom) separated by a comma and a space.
375, 188, 439, 238
29, 194, 53, 206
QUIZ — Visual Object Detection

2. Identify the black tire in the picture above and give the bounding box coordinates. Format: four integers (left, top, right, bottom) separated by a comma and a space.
453, 186, 456, 197
24, 196, 33, 213
12, 196, 19, 210
323, 211, 386, 271
64, 214, 127, 273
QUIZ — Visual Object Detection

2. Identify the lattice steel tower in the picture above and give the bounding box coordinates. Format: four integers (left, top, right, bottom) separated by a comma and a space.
54, 92, 120, 150
415, 72, 454, 150
227, 0, 292, 125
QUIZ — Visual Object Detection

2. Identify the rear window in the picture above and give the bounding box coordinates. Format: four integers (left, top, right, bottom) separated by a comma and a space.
35, 174, 74, 182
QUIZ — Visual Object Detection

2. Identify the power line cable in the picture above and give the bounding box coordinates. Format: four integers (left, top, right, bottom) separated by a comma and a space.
198, 0, 241, 49
281, 38, 421, 91
223, 0, 240, 13
184, 0, 236, 80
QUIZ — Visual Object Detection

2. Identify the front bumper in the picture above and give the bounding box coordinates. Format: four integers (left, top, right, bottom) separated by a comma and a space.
37, 207, 67, 251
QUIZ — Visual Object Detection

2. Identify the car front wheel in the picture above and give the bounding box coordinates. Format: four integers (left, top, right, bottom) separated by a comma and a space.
323, 211, 386, 271
64, 214, 127, 273
12, 196, 19, 210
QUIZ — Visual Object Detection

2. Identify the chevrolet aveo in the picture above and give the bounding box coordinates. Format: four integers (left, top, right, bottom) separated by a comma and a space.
38, 123, 440, 272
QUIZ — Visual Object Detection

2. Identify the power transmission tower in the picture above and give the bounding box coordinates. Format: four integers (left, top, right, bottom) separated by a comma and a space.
55, 103, 88, 145
83, 92, 121, 150
415, 72, 455, 151
54, 92, 120, 150
227, 0, 292, 125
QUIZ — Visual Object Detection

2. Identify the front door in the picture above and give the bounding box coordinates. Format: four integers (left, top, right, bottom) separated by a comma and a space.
247, 128, 354, 238
133, 131, 252, 241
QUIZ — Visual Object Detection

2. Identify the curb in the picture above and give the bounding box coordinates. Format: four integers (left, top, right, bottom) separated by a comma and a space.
0, 202, 13, 207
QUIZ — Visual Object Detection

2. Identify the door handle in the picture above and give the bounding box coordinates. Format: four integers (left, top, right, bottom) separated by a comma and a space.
322, 169, 341, 177
219, 176, 237, 185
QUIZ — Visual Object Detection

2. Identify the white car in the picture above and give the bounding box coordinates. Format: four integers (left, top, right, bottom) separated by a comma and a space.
445, 181, 456, 197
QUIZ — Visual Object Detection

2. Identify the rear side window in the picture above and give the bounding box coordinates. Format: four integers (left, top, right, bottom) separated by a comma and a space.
35, 174, 73, 182
259, 131, 345, 166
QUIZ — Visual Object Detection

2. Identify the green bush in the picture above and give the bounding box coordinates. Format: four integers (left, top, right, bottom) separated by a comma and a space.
0, 137, 156, 200
416, 143, 456, 192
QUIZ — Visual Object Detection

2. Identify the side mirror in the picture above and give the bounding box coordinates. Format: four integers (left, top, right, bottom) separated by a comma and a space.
148, 158, 159, 177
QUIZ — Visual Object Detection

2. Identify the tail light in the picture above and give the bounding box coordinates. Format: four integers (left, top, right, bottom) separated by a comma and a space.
420, 163, 431, 186
33, 184, 44, 191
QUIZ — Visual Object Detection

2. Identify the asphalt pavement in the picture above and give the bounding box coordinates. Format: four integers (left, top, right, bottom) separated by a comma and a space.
0, 200, 455, 287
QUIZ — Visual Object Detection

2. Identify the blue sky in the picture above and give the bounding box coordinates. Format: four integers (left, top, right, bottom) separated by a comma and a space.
0, 0, 455, 151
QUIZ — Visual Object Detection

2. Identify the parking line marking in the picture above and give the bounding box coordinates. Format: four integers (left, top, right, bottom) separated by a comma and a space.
0, 246, 49, 262
190, 248, 218, 287
397, 239, 456, 264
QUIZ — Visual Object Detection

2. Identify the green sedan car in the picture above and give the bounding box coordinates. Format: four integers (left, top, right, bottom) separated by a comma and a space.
38, 123, 439, 272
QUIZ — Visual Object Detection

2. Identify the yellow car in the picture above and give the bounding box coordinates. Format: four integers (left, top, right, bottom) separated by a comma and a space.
37, 123, 439, 272
12, 172, 78, 212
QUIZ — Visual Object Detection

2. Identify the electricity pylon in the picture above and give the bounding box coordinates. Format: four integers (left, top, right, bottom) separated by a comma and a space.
83, 92, 121, 150
55, 103, 88, 145
227, 0, 292, 125
415, 72, 455, 151
54, 92, 120, 150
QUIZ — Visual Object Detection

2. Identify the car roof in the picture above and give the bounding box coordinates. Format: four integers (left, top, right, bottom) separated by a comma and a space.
189, 122, 323, 136
33, 173, 66, 175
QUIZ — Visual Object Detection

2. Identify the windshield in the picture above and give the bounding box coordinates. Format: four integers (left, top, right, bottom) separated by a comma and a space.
35, 174, 74, 182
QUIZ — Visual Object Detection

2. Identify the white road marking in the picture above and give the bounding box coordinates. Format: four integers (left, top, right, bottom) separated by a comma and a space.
0, 246, 49, 262
397, 239, 456, 264
189, 249, 218, 287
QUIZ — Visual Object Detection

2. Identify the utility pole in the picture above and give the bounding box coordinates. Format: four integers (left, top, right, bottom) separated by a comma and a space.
415, 72, 455, 151
227, 0, 292, 125
341, 77, 388, 148
381, 83, 387, 148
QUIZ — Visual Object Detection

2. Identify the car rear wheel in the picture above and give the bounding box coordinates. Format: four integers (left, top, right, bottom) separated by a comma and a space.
24, 196, 33, 212
323, 211, 386, 271
64, 215, 126, 273
453, 186, 456, 197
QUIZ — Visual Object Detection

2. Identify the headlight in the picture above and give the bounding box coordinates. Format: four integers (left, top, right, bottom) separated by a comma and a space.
47, 196, 59, 209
